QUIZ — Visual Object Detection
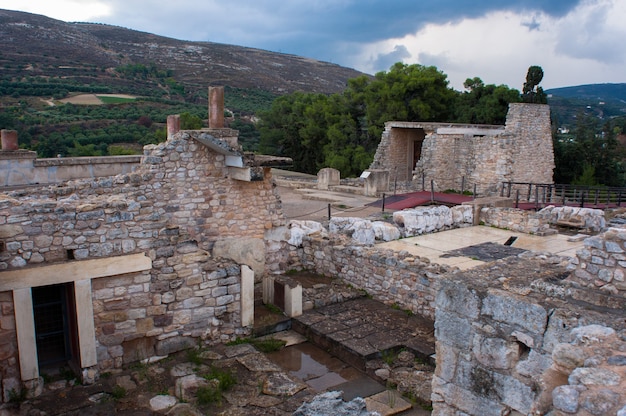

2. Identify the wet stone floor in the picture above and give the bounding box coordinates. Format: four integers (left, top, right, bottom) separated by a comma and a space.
3, 298, 433, 416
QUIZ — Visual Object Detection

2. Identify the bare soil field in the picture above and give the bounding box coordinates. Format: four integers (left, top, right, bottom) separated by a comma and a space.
59, 94, 137, 105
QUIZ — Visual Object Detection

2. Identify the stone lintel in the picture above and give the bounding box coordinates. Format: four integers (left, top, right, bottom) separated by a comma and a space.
0, 253, 152, 291
385, 121, 504, 134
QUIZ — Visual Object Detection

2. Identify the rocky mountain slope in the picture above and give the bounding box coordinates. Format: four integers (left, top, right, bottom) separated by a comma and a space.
0, 8, 365, 95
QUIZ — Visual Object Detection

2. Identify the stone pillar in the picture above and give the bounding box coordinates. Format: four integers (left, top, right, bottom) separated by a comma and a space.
1, 129, 19, 151
262, 275, 275, 305
208, 86, 225, 129
167, 114, 180, 138
361, 169, 390, 197
284, 283, 302, 318
317, 168, 340, 190
241, 266, 255, 327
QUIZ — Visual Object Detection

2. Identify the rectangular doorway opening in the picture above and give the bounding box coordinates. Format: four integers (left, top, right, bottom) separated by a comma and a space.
32, 283, 79, 371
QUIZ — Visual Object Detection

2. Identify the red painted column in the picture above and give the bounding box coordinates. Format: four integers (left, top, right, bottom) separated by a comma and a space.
167, 114, 180, 138
0, 129, 18, 151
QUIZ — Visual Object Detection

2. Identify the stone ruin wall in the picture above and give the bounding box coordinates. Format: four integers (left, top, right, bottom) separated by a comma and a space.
372, 103, 555, 195
433, 253, 626, 416
370, 125, 416, 183
288, 215, 626, 414
287, 233, 450, 320
0, 130, 286, 396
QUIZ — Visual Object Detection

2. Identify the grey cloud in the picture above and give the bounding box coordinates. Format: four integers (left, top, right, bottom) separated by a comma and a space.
371, 45, 412, 72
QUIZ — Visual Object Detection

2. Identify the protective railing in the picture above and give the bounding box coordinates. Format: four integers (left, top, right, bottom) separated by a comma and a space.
500, 182, 626, 209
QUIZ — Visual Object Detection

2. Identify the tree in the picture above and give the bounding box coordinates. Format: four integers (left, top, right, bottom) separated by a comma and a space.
522, 65, 547, 104
364, 63, 456, 138
553, 114, 625, 186
453, 77, 521, 124
180, 112, 203, 129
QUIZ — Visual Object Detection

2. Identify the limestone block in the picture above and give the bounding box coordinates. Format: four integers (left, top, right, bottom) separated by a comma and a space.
515, 350, 552, 378
371, 221, 401, 241
551, 343, 585, 372
437, 279, 480, 319
481, 289, 547, 334
434, 309, 473, 350
288, 221, 327, 247
431, 375, 506, 416
212, 238, 265, 278
149, 395, 177, 412
552, 385, 583, 413
175, 374, 211, 402
451, 205, 473, 225
580, 389, 621, 416
393, 206, 453, 237
568, 367, 621, 386
155, 335, 196, 356
472, 335, 520, 370
571, 324, 615, 345
317, 168, 340, 190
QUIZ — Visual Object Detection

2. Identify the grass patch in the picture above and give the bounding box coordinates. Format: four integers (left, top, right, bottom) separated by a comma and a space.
186, 348, 204, 365
226, 336, 286, 353
253, 337, 287, 353
391, 303, 414, 316
111, 385, 127, 400
381, 349, 398, 366
264, 303, 283, 314
197, 367, 237, 406
8, 388, 27, 403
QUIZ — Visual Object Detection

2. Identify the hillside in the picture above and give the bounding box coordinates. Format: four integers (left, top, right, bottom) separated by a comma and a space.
0, 9, 365, 97
546, 83, 626, 128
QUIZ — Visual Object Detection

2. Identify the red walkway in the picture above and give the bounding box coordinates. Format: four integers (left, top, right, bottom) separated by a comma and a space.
369, 191, 473, 210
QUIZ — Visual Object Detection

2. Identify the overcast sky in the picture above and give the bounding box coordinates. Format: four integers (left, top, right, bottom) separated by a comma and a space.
2, 0, 625, 90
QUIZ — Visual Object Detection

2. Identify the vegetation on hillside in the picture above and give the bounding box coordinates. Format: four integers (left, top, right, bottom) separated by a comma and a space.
2, 56, 625, 186
553, 115, 626, 186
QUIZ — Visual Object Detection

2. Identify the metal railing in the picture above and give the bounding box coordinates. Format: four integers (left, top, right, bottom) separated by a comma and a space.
501, 182, 626, 209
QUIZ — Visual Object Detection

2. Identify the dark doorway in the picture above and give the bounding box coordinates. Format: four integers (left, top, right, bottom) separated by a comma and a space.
32, 283, 78, 367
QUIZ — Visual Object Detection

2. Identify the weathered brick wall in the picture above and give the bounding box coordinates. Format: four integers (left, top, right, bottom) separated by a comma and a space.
0, 130, 286, 389
288, 234, 451, 319
433, 254, 626, 415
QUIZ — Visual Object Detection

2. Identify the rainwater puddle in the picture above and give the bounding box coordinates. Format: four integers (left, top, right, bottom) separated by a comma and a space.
266, 341, 385, 400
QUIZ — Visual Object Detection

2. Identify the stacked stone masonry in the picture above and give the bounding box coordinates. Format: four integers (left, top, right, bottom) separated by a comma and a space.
287, 233, 450, 320
433, 254, 626, 416
370, 103, 555, 195
0, 130, 286, 402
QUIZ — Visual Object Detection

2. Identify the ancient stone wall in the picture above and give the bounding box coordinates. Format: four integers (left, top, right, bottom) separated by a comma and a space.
0, 150, 141, 188
0, 129, 286, 398
571, 227, 626, 295
370, 104, 554, 195
287, 234, 450, 319
433, 252, 626, 415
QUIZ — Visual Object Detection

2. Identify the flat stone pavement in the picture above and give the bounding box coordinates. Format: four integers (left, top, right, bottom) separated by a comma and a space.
292, 298, 436, 371
378, 226, 586, 270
